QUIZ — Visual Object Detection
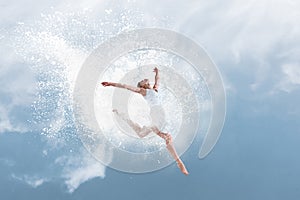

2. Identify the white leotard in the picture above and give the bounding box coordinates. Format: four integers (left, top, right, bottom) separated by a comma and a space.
143, 89, 165, 128
144, 89, 160, 106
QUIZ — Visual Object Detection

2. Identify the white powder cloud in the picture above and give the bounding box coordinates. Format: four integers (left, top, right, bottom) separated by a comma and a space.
0, 43, 36, 134
1, 0, 108, 192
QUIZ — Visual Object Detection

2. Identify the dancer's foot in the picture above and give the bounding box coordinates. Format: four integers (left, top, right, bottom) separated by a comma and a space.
176, 159, 189, 175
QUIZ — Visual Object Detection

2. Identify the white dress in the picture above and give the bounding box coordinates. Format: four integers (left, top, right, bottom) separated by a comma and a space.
144, 89, 166, 129
144, 89, 160, 106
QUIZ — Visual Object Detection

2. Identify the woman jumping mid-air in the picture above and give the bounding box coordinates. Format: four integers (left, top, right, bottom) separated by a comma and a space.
101, 67, 189, 175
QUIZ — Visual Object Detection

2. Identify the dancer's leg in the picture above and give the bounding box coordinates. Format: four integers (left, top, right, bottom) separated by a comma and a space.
113, 109, 152, 138
151, 126, 189, 175
113, 109, 188, 175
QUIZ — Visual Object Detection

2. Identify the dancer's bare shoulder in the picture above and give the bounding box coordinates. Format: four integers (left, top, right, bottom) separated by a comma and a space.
139, 88, 147, 96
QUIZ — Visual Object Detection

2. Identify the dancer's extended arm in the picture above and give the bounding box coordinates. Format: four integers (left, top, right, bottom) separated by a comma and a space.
101, 82, 141, 93
153, 67, 159, 92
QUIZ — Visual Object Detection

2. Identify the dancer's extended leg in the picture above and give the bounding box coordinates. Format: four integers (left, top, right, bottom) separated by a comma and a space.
151, 126, 189, 175
113, 109, 152, 138
113, 109, 188, 175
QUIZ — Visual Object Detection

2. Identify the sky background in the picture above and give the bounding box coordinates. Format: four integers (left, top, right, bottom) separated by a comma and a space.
1, 0, 300, 199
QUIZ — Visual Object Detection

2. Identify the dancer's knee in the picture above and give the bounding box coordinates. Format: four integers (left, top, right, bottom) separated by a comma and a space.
165, 133, 172, 145
137, 126, 152, 138
150, 126, 159, 133
132, 126, 142, 134
151, 127, 172, 145
157, 132, 172, 145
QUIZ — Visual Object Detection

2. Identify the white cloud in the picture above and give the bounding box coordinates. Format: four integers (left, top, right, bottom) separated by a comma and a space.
55, 150, 106, 193
0, 115, 26, 133
276, 63, 300, 92
0, 158, 16, 167
282, 63, 300, 85
0, 42, 36, 134
8, 146, 106, 193
11, 174, 48, 188
170, 0, 300, 92
64, 161, 106, 193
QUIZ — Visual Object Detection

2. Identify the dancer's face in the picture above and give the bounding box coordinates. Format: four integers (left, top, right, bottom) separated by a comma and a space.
139, 79, 151, 89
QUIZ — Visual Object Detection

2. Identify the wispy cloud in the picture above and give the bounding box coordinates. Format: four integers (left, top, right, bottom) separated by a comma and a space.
55, 150, 106, 193
0, 158, 16, 167
0, 41, 36, 134
276, 63, 300, 92
0, 115, 26, 133
11, 174, 48, 188
169, 0, 300, 93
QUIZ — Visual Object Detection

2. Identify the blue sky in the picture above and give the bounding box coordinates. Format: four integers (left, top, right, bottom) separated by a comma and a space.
1, 0, 300, 199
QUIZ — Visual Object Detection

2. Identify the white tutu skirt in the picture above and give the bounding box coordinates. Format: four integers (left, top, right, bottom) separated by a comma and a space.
149, 105, 166, 129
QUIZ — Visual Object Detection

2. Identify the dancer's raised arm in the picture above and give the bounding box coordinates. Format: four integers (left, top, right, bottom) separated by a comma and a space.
101, 82, 141, 93
153, 67, 159, 92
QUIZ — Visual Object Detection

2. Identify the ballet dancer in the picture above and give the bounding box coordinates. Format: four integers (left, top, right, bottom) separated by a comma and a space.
101, 67, 189, 175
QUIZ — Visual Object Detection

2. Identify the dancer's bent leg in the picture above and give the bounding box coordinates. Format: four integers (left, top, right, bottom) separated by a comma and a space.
151, 126, 189, 175
113, 109, 152, 138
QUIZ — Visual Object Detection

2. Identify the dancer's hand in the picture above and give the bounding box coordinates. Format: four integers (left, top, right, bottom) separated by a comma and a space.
153, 85, 158, 92
101, 82, 111, 87
153, 67, 159, 92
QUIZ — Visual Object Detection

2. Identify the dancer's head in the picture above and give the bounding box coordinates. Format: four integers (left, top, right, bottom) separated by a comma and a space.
137, 79, 151, 89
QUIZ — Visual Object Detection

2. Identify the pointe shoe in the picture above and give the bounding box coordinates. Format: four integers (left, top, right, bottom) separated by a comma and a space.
177, 160, 189, 175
